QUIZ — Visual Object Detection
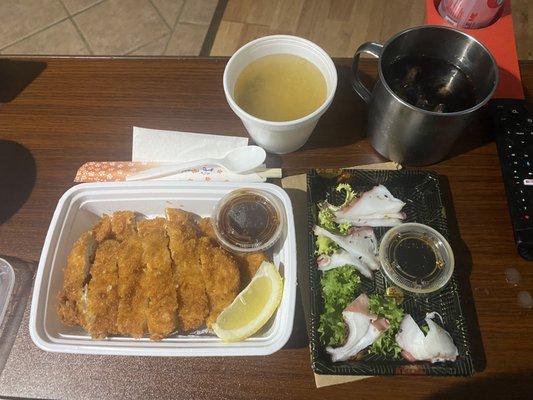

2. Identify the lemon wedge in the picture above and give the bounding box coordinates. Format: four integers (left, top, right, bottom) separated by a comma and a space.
213, 261, 283, 342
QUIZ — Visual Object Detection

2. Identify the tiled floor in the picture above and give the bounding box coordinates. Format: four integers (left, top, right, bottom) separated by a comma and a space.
0, 0, 218, 56
0, 0, 531, 59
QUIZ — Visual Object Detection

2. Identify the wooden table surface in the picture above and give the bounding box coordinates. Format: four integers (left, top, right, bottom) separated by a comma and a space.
0, 57, 532, 400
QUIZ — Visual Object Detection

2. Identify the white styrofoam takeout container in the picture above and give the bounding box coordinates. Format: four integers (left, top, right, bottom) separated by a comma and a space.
29, 181, 296, 356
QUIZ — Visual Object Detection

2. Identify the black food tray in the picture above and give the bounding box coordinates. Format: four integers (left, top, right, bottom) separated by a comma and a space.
307, 169, 474, 376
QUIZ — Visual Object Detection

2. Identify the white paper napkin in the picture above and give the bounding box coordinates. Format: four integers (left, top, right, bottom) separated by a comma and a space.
132, 127, 265, 182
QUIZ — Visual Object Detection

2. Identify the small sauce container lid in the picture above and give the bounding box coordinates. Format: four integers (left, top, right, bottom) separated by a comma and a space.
379, 223, 454, 294
212, 188, 284, 253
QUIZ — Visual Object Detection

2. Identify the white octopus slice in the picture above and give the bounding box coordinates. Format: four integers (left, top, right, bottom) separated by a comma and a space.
317, 250, 373, 279
424, 312, 459, 362
396, 314, 431, 361
334, 216, 404, 227
314, 225, 379, 270
333, 185, 406, 226
396, 312, 458, 363
326, 294, 390, 362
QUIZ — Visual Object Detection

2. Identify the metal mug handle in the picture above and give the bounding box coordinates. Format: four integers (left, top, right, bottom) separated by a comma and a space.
352, 42, 383, 104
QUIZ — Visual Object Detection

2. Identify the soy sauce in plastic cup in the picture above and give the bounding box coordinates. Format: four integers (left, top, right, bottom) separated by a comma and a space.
379, 223, 454, 294
213, 189, 285, 253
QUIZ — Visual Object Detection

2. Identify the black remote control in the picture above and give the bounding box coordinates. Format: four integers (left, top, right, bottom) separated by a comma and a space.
491, 99, 533, 260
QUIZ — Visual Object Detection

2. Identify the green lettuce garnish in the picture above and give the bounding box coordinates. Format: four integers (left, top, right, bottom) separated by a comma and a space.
316, 184, 364, 347
317, 184, 357, 234
318, 266, 361, 347
337, 222, 351, 234
368, 294, 404, 358
336, 183, 356, 208
317, 205, 338, 232
315, 235, 339, 256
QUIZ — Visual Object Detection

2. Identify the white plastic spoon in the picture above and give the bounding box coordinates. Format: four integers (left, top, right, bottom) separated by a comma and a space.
126, 145, 267, 181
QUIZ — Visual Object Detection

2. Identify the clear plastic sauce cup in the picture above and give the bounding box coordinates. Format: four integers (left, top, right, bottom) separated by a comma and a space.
212, 188, 285, 253
379, 223, 454, 294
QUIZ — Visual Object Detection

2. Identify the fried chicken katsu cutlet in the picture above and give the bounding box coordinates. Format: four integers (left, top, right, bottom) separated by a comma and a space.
198, 236, 240, 327
116, 233, 146, 337
237, 252, 269, 287
57, 208, 273, 340
92, 214, 112, 243
57, 232, 95, 326
85, 239, 120, 338
198, 217, 217, 242
198, 217, 268, 288
137, 218, 178, 340
111, 211, 137, 241
165, 209, 209, 332
113, 211, 147, 338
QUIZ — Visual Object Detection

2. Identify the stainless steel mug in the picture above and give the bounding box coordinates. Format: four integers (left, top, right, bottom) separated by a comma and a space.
352, 26, 498, 165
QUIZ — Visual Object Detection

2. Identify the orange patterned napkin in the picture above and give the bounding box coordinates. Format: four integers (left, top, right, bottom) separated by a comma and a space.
75, 162, 154, 182
75, 162, 277, 183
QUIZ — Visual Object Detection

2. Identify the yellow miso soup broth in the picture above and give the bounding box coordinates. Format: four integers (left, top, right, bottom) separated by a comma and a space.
233, 54, 327, 122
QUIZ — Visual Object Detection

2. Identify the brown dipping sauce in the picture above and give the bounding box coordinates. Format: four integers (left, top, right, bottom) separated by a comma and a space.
215, 190, 281, 251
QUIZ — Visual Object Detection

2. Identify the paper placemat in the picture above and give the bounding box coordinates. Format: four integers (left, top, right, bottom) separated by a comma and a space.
281, 162, 401, 388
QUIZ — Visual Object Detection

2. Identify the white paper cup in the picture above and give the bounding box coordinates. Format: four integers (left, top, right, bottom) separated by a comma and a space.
223, 35, 337, 154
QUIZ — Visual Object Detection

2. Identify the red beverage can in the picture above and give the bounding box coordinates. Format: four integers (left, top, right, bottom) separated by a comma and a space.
438, 0, 505, 29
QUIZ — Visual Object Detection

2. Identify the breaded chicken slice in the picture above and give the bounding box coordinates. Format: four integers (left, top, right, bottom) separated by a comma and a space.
235, 252, 270, 289
57, 231, 96, 326
197, 237, 240, 327
85, 239, 120, 339
197, 217, 269, 288
116, 235, 146, 337
167, 208, 198, 226
197, 217, 217, 242
114, 212, 146, 338
165, 209, 208, 333
137, 218, 177, 340
111, 211, 137, 241
92, 214, 112, 243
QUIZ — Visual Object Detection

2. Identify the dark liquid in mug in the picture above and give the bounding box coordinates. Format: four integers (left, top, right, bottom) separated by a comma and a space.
388, 55, 477, 113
